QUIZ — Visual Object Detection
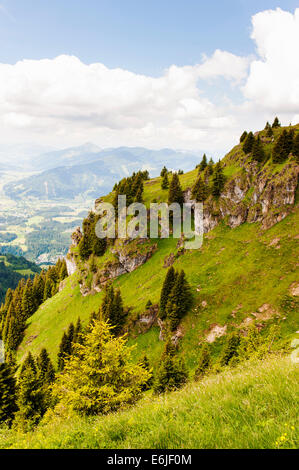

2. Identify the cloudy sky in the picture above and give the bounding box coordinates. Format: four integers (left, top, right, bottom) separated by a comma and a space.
0, 0, 298, 158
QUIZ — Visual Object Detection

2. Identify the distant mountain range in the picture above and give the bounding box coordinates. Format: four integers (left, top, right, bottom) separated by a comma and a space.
4, 145, 202, 201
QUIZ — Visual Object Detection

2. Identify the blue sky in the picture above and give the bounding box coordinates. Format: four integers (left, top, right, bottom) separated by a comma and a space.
0, 1, 298, 155
0, 0, 297, 74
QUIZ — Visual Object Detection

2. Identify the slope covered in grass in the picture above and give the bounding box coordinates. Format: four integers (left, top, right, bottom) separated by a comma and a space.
1, 356, 298, 449
18, 207, 299, 370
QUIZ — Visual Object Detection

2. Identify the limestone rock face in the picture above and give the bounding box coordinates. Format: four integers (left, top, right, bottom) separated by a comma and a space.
185, 160, 299, 235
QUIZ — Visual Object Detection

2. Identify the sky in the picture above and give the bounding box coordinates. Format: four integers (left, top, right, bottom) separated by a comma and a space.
0, 0, 298, 158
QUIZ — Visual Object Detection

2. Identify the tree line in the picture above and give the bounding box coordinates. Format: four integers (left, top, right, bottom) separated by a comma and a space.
0, 258, 68, 361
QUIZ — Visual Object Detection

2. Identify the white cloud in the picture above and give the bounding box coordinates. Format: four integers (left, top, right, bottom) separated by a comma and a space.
197, 49, 250, 83
0, 7, 298, 156
243, 8, 299, 113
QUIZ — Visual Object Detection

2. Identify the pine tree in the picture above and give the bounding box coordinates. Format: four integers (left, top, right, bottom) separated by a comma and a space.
272, 130, 292, 163
43, 278, 53, 302
160, 166, 168, 177
251, 135, 265, 162
0, 362, 17, 425
154, 339, 188, 394
36, 348, 55, 385
57, 332, 68, 371
21, 279, 35, 319
240, 131, 247, 143
199, 154, 208, 171
159, 267, 177, 319
219, 332, 240, 366
78, 234, 92, 261
191, 175, 208, 202
165, 270, 192, 331
211, 161, 225, 197
272, 116, 281, 128
14, 352, 42, 429
139, 354, 153, 390
135, 185, 144, 203
195, 343, 211, 380
243, 131, 254, 154
168, 173, 184, 206
52, 319, 150, 415
74, 317, 83, 345
110, 288, 125, 335
161, 172, 169, 190
59, 260, 68, 280
206, 158, 214, 176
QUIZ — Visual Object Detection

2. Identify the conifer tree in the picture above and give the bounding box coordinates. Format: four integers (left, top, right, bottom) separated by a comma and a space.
14, 352, 42, 429
206, 158, 214, 176
59, 260, 68, 281
52, 319, 150, 415
168, 173, 184, 206
165, 270, 192, 330
160, 166, 168, 177
199, 154, 208, 171
159, 267, 177, 319
240, 131, 247, 143
211, 161, 225, 197
251, 135, 264, 162
57, 332, 68, 371
0, 362, 17, 425
219, 331, 240, 366
154, 338, 188, 394
36, 348, 55, 386
243, 131, 254, 154
139, 354, 153, 390
195, 343, 211, 380
272, 130, 292, 163
161, 172, 169, 190
43, 278, 53, 302
135, 185, 144, 203
272, 116, 281, 128
74, 317, 83, 345
191, 175, 208, 202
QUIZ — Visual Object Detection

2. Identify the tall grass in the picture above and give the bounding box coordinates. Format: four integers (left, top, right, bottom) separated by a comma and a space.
1, 356, 298, 449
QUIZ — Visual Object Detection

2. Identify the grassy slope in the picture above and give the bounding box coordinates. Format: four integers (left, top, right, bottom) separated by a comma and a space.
1, 355, 298, 449
18, 206, 299, 370
17, 124, 299, 367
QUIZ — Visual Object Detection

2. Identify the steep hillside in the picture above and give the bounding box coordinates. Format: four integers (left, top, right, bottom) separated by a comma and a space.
17, 124, 299, 369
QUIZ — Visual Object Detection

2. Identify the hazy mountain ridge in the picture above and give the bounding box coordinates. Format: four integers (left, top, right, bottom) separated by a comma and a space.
4, 146, 202, 201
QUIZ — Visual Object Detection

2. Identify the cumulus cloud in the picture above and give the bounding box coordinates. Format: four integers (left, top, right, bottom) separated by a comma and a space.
0, 7, 298, 155
197, 49, 250, 83
243, 8, 299, 113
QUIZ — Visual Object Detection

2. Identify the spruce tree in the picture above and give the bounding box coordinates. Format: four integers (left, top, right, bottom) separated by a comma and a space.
266, 125, 273, 137
243, 131, 254, 154
240, 131, 247, 143
211, 161, 225, 197
154, 339, 188, 394
219, 332, 240, 366
161, 172, 169, 190
22, 279, 35, 319
59, 260, 68, 280
159, 267, 177, 319
165, 270, 192, 331
160, 166, 168, 177
191, 175, 208, 202
52, 319, 150, 415
0, 362, 18, 425
168, 173, 184, 206
199, 154, 208, 171
139, 354, 153, 390
43, 278, 53, 302
272, 116, 281, 128
206, 158, 214, 176
15, 352, 42, 429
36, 348, 55, 385
57, 332, 68, 371
251, 135, 264, 162
195, 343, 211, 380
